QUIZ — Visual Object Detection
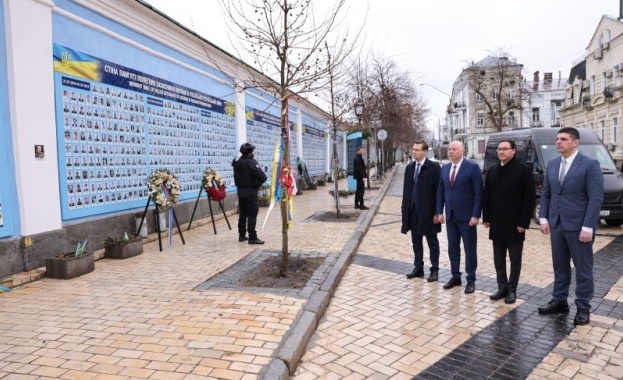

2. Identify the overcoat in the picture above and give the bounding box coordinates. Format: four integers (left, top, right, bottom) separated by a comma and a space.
401, 159, 442, 235
483, 157, 535, 242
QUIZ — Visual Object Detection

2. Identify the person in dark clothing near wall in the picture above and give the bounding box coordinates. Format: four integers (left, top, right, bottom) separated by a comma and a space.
233, 143, 267, 244
353, 146, 368, 210
483, 139, 535, 304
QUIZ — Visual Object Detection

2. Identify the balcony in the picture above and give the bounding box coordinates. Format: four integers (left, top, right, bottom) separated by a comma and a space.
453, 101, 466, 109
604, 86, 615, 100
582, 95, 592, 109
530, 121, 543, 128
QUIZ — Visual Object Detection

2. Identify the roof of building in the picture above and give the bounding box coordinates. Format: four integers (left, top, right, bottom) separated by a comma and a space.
567, 60, 586, 84
526, 78, 568, 91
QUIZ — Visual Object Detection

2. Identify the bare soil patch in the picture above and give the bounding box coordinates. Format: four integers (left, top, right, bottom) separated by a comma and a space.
239, 256, 324, 288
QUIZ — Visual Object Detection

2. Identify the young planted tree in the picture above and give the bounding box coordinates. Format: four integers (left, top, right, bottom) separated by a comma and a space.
220, 0, 359, 275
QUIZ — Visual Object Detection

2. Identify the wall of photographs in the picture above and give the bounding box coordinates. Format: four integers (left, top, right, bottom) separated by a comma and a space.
302, 122, 327, 175
288, 122, 300, 163
54, 44, 236, 221
245, 106, 282, 182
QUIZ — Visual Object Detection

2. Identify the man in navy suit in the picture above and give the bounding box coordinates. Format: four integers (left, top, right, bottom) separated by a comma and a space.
436, 141, 483, 293
538, 127, 603, 326
401, 141, 442, 282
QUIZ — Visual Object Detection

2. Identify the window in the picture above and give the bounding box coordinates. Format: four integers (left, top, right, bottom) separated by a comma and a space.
507, 88, 515, 99
476, 92, 483, 102
613, 118, 618, 143
601, 120, 606, 141
532, 107, 540, 122
477, 113, 484, 126
603, 72, 607, 91
478, 140, 486, 154
590, 76, 595, 96
491, 86, 499, 100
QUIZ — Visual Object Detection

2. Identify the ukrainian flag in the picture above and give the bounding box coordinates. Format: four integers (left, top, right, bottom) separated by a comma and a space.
53, 44, 101, 81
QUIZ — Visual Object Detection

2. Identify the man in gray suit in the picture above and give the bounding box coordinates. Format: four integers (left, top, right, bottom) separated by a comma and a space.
538, 127, 603, 326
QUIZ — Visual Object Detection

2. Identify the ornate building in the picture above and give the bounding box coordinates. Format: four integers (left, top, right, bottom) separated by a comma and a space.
560, 15, 623, 161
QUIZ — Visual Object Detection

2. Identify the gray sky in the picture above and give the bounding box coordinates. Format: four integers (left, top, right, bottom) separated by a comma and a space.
144, 0, 616, 133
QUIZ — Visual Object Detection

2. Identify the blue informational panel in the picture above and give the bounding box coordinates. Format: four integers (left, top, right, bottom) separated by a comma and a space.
53, 44, 236, 221
301, 114, 327, 175
347, 133, 363, 191
245, 106, 282, 181
0, 0, 16, 237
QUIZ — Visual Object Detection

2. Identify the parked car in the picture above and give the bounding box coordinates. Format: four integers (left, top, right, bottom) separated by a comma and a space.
484, 128, 623, 226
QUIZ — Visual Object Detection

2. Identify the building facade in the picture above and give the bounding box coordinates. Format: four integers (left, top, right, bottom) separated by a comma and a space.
523, 71, 567, 129
0, 0, 344, 279
447, 55, 524, 159
560, 15, 623, 161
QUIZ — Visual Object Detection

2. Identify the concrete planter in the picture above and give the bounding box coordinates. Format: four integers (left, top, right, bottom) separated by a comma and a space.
105, 240, 143, 260
45, 251, 94, 279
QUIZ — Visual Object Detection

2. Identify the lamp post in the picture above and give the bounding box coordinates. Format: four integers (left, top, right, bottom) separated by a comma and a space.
354, 100, 371, 187
419, 83, 452, 146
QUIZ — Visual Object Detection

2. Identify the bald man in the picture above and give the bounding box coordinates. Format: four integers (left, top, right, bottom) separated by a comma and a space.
436, 141, 483, 294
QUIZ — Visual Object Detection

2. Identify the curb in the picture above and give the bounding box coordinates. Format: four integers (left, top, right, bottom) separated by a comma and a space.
259, 167, 398, 378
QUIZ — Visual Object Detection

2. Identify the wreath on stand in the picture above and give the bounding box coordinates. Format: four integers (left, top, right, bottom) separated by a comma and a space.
147, 169, 180, 210
202, 168, 227, 202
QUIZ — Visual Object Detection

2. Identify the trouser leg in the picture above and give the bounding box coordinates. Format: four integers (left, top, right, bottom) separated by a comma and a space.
247, 195, 259, 239
507, 241, 523, 293
425, 233, 440, 272
492, 240, 508, 291
238, 196, 249, 237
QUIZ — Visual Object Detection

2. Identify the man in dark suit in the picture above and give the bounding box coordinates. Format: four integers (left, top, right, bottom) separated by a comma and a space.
538, 127, 603, 325
401, 141, 442, 282
436, 141, 483, 293
483, 139, 535, 304
353, 146, 368, 210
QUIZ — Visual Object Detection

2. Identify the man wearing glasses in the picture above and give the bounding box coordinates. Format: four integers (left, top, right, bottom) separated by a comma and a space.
401, 141, 441, 282
483, 140, 535, 304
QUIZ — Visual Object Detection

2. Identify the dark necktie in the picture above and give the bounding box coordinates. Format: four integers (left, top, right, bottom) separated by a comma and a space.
450, 165, 457, 187
414, 163, 421, 185
411, 163, 420, 210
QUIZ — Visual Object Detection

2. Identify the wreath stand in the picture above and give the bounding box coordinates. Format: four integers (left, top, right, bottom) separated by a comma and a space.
187, 187, 231, 234
135, 197, 185, 252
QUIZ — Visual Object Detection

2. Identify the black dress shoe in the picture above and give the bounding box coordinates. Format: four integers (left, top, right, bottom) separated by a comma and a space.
574, 308, 590, 325
538, 300, 570, 314
443, 277, 462, 289
248, 238, 265, 245
489, 290, 508, 301
239, 236, 249, 242
427, 270, 438, 282
504, 292, 516, 304
359, 205, 369, 210
465, 281, 475, 294
406, 268, 424, 279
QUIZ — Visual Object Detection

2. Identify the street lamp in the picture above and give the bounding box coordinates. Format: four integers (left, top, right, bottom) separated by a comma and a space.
354, 100, 365, 125
420, 82, 452, 149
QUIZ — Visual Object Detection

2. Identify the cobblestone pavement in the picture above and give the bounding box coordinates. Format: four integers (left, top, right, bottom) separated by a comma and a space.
0, 179, 377, 380
294, 164, 623, 380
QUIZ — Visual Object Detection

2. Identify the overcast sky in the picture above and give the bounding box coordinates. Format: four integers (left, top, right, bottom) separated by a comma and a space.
144, 0, 617, 133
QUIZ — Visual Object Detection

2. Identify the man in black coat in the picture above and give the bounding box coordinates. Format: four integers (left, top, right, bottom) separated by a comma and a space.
483, 139, 535, 304
353, 146, 368, 210
401, 141, 442, 282
233, 142, 268, 244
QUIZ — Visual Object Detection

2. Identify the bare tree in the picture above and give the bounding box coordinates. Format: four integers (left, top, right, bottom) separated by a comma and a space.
360, 56, 429, 169
465, 50, 527, 132
220, 0, 360, 275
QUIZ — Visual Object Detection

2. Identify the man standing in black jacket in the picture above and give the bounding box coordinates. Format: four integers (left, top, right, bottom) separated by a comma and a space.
483, 139, 535, 304
353, 146, 368, 210
233, 143, 267, 244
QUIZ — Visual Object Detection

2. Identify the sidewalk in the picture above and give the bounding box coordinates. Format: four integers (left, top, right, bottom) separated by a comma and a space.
0, 177, 382, 380
1, 166, 622, 380
293, 164, 623, 379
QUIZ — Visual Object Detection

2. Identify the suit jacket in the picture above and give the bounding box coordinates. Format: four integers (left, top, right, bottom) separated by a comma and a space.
483, 157, 536, 242
436, 159, 483, 222
539, 152, 603, 231
401, 159, 442, 235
